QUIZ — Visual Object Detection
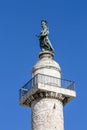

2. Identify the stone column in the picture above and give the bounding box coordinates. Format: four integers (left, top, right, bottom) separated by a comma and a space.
19, 51, 76, 130
31, 97, 64, 130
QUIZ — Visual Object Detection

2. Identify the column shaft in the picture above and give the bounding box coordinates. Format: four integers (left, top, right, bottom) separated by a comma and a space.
31, 98, 64, 130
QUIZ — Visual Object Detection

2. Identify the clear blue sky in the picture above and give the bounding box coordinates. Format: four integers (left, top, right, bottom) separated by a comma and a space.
0, 0, 87, 130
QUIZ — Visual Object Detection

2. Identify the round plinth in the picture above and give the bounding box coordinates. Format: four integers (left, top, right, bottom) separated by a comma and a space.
39, 51, 54, 59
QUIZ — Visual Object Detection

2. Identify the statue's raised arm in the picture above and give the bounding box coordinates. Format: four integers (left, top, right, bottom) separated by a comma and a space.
38, 20, 54, 53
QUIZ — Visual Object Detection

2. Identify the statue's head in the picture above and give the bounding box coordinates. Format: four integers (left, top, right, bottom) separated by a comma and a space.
41, 20, 47, 24
41, 20, 47, 29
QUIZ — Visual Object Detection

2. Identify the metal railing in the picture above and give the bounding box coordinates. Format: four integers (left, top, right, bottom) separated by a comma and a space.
19, 73, 75, 99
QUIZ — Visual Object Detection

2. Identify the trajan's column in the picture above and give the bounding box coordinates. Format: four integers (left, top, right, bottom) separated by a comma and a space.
19, 20, 76, 130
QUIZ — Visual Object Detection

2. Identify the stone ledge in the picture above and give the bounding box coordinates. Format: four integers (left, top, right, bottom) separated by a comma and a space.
19, 83, 76, 107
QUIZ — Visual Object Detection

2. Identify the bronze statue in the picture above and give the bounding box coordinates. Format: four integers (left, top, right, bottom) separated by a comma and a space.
37, 20, 54, 53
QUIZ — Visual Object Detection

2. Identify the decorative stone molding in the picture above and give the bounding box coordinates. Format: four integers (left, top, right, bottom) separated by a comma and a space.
23, 91, 68, 107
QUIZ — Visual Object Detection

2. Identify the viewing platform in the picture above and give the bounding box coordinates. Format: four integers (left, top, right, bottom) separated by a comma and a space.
19, 73, 76, 107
